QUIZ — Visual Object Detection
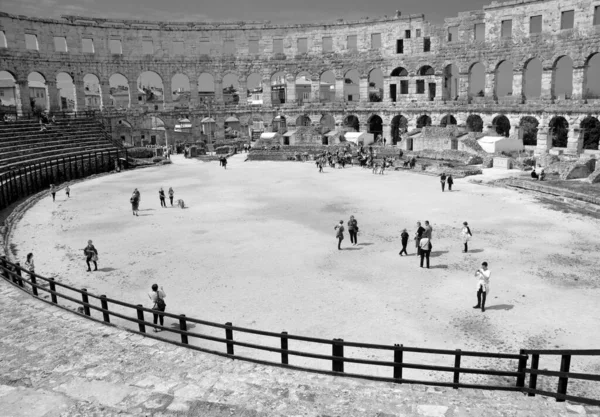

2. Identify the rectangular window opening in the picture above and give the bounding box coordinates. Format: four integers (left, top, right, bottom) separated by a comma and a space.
297, 38, 308, 53
423, 37, 431, 52
82, 38, 94, 53
530, 15, 542, 34
474, 23, 485, 41
25, 34, 39, 50
0, 31, 6, 48
416, 29, 421, 38
371, 33, 381, 49
501, 20, 512, 38
348, 94, 353, 102
109, 39, 122, 55
273, 38, 284, 54
223, 40, 235, 55
405, 30, 411, 38
400, 80, 409, 94
416, 80, 425, 94
396, 39, 404, 54
595, 6, 600, 26
54, 36, 68, 52
322, 36, 333, 52
347, 34, 357, 50
561, 10, 574, 29
249, 39, 259, 54
142, 39, 154, 55
173, 41, 184, 55
448, 26, 458, 42
199, 40, 210, 55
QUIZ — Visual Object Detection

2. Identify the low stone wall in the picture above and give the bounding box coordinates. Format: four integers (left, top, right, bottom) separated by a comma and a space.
505, 179, 600, 205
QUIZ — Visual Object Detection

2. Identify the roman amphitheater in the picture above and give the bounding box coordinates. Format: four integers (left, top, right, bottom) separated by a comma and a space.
1, 0, 600, 415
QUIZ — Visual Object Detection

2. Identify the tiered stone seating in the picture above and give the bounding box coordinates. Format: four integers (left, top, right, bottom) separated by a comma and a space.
0, 117, 121, 173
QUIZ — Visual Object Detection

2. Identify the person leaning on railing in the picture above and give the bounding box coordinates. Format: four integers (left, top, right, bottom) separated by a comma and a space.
148, 284, 167, 332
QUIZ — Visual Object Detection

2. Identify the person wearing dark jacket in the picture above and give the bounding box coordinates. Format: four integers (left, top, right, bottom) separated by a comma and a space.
83, 240, 98, 272
159, 188, 166, 207
334, 220, 345, 250
440, 173, 447, 192
347, 216, 359, 246
447, 174, 454, 191
415, 222, 425, 254
399, 229, 409, 256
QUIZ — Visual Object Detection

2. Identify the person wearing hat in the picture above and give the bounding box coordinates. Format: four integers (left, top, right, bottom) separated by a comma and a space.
461, 221, 473, 253
334, 220, 345, 250
83, 240, 98, 272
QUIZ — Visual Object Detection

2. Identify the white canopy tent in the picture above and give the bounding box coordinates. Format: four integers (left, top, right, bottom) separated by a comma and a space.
344, 131, 371, 145
477, 136, 523, 153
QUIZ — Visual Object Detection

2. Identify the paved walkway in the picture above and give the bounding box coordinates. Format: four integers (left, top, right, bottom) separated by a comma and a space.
1, 279, 598, 416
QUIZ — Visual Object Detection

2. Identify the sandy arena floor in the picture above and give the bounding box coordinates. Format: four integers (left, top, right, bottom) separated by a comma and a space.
8, 154, 600, 388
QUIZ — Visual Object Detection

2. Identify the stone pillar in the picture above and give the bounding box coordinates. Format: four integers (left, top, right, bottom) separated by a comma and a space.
566, 128, 584, 155
359, 77, 369, 103
46, 80, 61, 113
382, 76, 392, 103
238, 77, 247, 107
311, 79, 320, 103
286, 74, 296, 104
458, 73, 469, 100
512, 72, 523, 102
572, 67, 585, 100
383, 123, 392, 144
540, 69, 552, 100
100, 80, 112, 110
214, 79, 223, 104
535, 127, 551, 155
335, 77, 345, 102
434, 79, 443, 102
128, 80, 139, 108
485, 72, 495, 98
189, 77, 199, 108
74, 78, 86, 112
262, 76, 272, 107
163, 77, 173, 105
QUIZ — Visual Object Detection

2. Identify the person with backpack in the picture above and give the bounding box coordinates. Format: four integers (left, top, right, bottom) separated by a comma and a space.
148, 284, 167, 332
83, 240, 98, 272
461, 221, 473, 253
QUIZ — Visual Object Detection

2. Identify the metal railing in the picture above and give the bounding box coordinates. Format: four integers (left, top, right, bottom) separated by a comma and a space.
2, 257, 597, 405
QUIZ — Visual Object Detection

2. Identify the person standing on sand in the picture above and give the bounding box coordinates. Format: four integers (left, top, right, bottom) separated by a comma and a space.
461, 222, 472, 253
159, 188, 166, 207
65, 186, 70, 198
130, 188, 140, 216
447, 175, 454, 191
473, 262, 491, 312
168, 187, 174, 206
24, 253, 35, 277
148, 284, 167, 332
83, 240, 98, 272
347, 215, 359, 246
419, 236, 432, 268
50, 184, 56, 202
440, 173, 447, 192
399, 229, 409, 256
335, 220, 345, 250
424, 220, 433, 240
415, 222, 425, 254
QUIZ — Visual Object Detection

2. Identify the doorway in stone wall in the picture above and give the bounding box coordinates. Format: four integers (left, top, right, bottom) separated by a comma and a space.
451, 139, 458, 150
407, 138, 413, 151
428, 83, 436, 101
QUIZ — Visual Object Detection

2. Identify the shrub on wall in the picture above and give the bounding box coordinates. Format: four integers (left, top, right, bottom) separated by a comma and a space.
127, 147, 155, 158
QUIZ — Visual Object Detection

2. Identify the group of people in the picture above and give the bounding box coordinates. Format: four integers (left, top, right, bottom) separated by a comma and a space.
439, 173, 455, 192
219, 156, 229, 168
49, 184, 70, 202
334, 215, 360, 249
130, 187, 179, 214
530, 167, 546, 181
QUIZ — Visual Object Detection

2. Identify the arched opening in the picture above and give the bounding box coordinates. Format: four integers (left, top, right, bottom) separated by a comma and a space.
140, 116, 167, 146
296, 114, 311, 127
28, 72, 49, 111
246, 73, 263, 105
495, 60, 513, 98
492, 115, 511, 137
466, 114, 484, 132
109, 74, 130, 108
418, 66, 434, 76
249, 115, 264, 139
115, 119, 133, 145
271, 72, 286, 105
584, 53, 600, 100
343, 115, 360, 132
83, 74, 102, 109
272, 115, 286, 133
171, 73, 190, 106
368, 68, 383, 102
56, 72, 74, 111
295, 72, 312, 104
225, 116, 241, 138
443, 64, 459, 100
524, 58, 542, 99
390, 67, 408, 102
343, 69, 359, 102
198, 73, 215, 103
417, 66, 436, 101
222, 73, 239, 105
200, 117, 216, 143
417, 115, 432, 128
137, 71, 164, 109
520, 116, 539, 146
440, 114, 457, 127
174, 118, 192, 133
468, 62, 486, 98
390, 115, 408, 144
580, 116, 600, 150
367, 115, 383, 139
552, 56, 573, 99
549, 116, 569, 147
320, 71, 336, 103
320, 114, 335, 133
0, 71, 19, 114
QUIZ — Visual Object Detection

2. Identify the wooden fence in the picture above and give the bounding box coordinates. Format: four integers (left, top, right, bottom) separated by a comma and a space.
0, 257, 597, 405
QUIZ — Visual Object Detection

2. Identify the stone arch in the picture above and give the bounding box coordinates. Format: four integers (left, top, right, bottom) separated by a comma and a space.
295, 71, 312, 104
296, 114, 311, 127
549, 116, 569, 147
271, 115, 286, 133
466, 114, 484, 132
222, 73, 240, 105
523, 58, 542, 99
440, 114, 457, 127
320, 114, 335, 132
492, 114, 511, 137
248, 115, 265, 137
56, 72, 75, 111
418, 65, 434, 76
368, 68, 383, 102
417, 114, 432, 128
443, 64, 459, 100
552, 56, 573, 99
367, 114, 383, 138
581, 116, 600, 150
468, 62, 486, 98
584, 53, 600, 100
137, 71, 164, 108
198, 72, 215, 103
319, 70, 336, 103
343, 114, 360, 131
343, 69, 360, 102
109, 73, 130, 108
520, 116, 540, 146
83, 73, 102, 109
224, 115, 241, 138
0, 70, 20, 113
115, 119, 134, 145
390, 67, 408, 102
171, 73, 190, 105
390, 115, 408, 144
495, 60, 513, 98
271, 71, 286, 104
246, 73, 263, 105
28, 71, 49, 111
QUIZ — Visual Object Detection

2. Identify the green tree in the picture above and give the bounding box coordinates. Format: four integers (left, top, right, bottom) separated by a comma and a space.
466, 115, 484, 132
581, 116, 600, 150
549, 117, 569, 147
520, 116, 539, 146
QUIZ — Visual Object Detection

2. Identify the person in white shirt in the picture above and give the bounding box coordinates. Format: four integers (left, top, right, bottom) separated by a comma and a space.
148, 284, 167, 332
473, 262, 491, 312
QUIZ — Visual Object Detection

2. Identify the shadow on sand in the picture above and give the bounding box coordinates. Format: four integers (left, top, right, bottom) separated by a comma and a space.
484, 304, 514, 311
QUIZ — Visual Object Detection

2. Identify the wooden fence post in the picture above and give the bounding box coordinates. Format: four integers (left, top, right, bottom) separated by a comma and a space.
81, 289, 91, 316
516, 349, 527, 388
556, 354, 572, 402
0, 255, 8, 279
225, 322, 234, 355
332, 338, 344, 372
49, 278, 58, 304
100, 295, 110, 323
527, 353, 540, 396
136, 304, 146, 333
393, 344, 403, 381
281, 331, 289, 365
30, 272, 38, 296
453, 349, 462, 389
179, 314, 188, 344
14, 263, 23, 287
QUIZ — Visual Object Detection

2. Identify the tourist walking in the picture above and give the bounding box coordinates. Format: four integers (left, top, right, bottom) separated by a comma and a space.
159, 188, 166, 207
440, 173, 447, 192
424, 220, 433, 240
410, 156, 416, 169
335, 220, 345, 250
83, 240, 98, 272
447, 175, 454, 191
473, 262, 491, 312
222, 157, 228, 169
148, 284, 167, 331
415, 222, 425, 253
168, 187, 174, 206
419, 236, 432, 268
50, 184, 56, 202
399, 229, 409, 256
130, 188, 140, 216
461, 222, 472, 253
24, 252, 35, 277
348, 215, 359, 246
65, 186, 70, 198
